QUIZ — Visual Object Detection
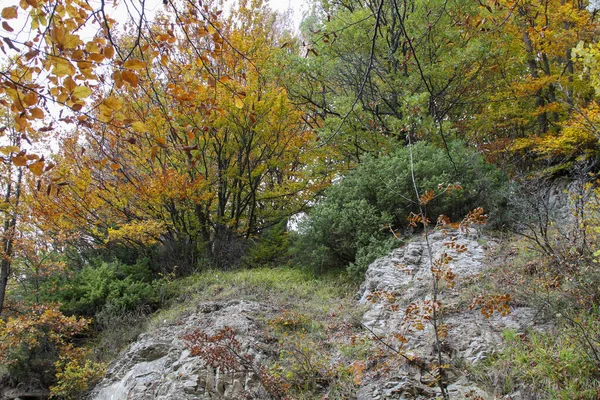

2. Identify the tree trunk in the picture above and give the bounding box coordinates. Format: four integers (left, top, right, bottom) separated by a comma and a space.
0, 167, 22, 316
523, 30, 548, 133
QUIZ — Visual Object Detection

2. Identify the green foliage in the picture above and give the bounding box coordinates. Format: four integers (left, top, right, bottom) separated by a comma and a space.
244, 220, 291, 267
40, 259, 171, 318
268, 310, 317, 334
271, 333, 333, 393
295, 142, 508, 274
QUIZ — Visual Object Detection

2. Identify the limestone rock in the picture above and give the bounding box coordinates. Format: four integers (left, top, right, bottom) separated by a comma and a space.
89, 300, 273, 400
356, 228, 546, 399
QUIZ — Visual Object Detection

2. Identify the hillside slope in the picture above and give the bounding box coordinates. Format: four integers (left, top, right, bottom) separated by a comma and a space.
87, 228, 547, 399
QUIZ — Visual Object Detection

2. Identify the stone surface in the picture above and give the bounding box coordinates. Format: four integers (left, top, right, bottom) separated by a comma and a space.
89, 300, 274, 400
356, 228, 547, 399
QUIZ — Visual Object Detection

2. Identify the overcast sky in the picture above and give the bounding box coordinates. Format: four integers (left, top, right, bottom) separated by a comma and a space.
1, 0, 307, 47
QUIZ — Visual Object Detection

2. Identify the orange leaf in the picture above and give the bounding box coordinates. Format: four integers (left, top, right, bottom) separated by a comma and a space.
155, 137, 167, 148
23, 92, 38, 107
122, 70, 139, 87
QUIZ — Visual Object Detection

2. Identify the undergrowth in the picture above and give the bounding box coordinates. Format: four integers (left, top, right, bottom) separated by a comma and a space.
466, 232, 600, 399
151, 267, 367, 399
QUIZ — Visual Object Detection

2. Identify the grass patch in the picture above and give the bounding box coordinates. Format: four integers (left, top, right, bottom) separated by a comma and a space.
151, 266, 358, 325
155, 266, 366, 399
472, 325, 600, 399
463, 233, 600, 399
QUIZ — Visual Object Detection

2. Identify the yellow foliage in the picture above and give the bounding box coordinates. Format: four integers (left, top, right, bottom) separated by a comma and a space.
106, 220, 166, 246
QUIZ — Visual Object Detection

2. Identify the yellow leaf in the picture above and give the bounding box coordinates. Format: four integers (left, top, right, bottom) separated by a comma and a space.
110, 163, 120, 170
28, 161, 44, 176
72, 86, 92, 99
85, 41, 100, 54
0, 146, 19, 155
1, 6, 18, 19
63, 34, 80, 49
151, 145, 159, 160
234, 96, 244, 109
51, 58, 76, 77
131, 121, 146, 133
102, 96, 122, 111
123, 59, 147, 70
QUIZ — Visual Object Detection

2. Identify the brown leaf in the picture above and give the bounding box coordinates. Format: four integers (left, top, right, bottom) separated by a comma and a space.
12, 155, 27, 166
104, 45, 115, 59
3, 37, 19, 51
2, 21, 14, 32
1, 6, 18, 19
28, 161, 44, 176
31, 107, 44, 119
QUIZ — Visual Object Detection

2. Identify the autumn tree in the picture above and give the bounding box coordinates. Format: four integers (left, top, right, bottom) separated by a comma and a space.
31, 0, 323, 270
464, 0, 600, 168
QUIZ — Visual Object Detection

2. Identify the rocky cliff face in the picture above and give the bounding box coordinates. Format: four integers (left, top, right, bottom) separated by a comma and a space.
89, 229, 545, 399
356, 228, 548, 399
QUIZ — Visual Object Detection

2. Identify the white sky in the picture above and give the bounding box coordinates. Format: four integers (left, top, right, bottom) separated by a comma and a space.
0, 0, 307, 46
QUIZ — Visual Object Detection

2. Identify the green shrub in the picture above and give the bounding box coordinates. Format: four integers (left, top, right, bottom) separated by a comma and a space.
51, 350, 106, 399
294, 141, 508, 274
41, 259, 169, 317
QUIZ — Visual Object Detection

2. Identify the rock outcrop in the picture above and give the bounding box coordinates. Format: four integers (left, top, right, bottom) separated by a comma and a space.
357, 228, 548, 399
89, 300, 276, 400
